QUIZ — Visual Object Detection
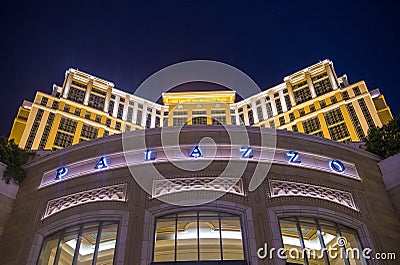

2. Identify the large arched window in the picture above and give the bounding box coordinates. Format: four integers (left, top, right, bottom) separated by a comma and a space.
37, 221, 118, 265
279, 217, 366, 265
153, 211, 245, 264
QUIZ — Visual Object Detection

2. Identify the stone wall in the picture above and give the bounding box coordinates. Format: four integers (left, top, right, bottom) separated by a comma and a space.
0, 162, 19, 240
379, 153, 400, 220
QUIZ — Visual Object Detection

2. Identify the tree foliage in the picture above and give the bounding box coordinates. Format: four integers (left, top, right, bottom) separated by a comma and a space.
364, 116, 400, 158
0, 137, 30, 184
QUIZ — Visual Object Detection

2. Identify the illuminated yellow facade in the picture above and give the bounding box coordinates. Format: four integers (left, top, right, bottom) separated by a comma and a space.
9, 59, 393, 150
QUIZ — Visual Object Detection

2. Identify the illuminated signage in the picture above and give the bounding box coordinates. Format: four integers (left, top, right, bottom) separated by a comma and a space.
144, 150, 157, 161
240, 146, 253, 158
189, 145, 203, 158
329, 159, 345, 173
95, 157, 109, 169
286, 151, 301, 163
55, 167, 68, 180
42, 146, 356, 188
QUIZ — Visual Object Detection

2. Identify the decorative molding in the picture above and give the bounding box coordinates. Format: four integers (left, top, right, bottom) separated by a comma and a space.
43, 184, 127, 219
152, 177, 244, 198
268, 179, 359, 211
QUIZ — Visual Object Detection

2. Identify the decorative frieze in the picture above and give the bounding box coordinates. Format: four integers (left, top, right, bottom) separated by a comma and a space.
269, 179, 358, 211
152, 177, 244, 198
43, 184, 127, 219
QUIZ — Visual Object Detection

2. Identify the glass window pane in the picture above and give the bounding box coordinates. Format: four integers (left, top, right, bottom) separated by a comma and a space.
279, 219, 305, 264
76, 223, 99, 265
95, 222, 118, 265
299, 221, 325, 262
199, 216, 221, 260
340, 228, 365, 265
321, 226, 345, 265
154, 217, 176, 262
58, 226, 80, 265
176, 216, 198, 261
221, 215, 244, 260
38, 234, 60, 265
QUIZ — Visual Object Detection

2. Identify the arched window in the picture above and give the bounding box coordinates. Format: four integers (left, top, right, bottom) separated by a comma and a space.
153, 211, 245, 263
37, 221, 118, 265
279, 217, 366, 265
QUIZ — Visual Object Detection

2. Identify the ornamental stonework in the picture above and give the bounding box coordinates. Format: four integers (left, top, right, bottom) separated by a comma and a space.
152, 177, 244, 198
268, 179, 358, 211
43, 184, 127, 219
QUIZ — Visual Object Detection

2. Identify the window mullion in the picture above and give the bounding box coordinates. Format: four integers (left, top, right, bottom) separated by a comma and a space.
92, 222, 104, 265
174, 214, 178, 262
218, 212, 223, 261
335, 223, 351, 265
197, 211, 200, 262
315, 219, 330, 265
295, 217, 309, 265
52, 230, 65, 265
72, 224, 84, 265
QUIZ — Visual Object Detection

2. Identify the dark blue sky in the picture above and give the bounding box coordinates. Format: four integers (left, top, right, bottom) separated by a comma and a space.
1, 0, 399, 136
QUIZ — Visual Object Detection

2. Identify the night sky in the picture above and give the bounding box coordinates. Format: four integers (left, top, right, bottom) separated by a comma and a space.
1, 1, 399, 136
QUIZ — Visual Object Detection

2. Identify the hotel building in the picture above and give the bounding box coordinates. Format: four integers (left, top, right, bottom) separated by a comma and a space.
0, 60, 398, 265
9, 59, 392, 150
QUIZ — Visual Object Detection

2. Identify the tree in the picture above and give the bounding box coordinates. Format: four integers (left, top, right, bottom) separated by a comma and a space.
364, 116, 400, 158
0, 137, 30, 184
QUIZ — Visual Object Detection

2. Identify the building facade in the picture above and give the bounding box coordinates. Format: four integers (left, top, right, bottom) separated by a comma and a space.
9, 59, 392, 151
0, 126, 399, 265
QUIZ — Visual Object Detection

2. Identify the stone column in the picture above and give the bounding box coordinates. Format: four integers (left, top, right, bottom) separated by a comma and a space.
269, 91, 278, 116
62, 71, 74, 98
279, 89, 287, 112
84, 78, 93, 105
304, 70, 317, 98
103, 84, 113, 113
326, 63, 339, 90
113, 96, 120, 118
284, 77, 296, 106
122, 95, 130, 121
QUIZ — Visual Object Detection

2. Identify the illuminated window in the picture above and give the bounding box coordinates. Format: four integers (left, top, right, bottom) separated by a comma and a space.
358, 98, 375, 129
230, 109, 237, 125
41, 97, 48, 106
108, 100, 115, 116
25, 109, 44, 149
117, 104, 124, 119
346, 103, 365, 140
274, 93, 283, 114
173, 111, 188, 126
342, 91, 350, 100
283, 88, 292, 110
302, 117, 321, 134
80, 124, 98, 140
153, 211, 244, 263
37, 222, 118, 265
211, 109, 226, 125
313, 72, 333, 96
248, 108, 254, 125
289, 113, 295, 122
279, 116, 285, 126
68, 86, 85, 104
293, 81, 312, 104
88, 93, 105, 111
52, 101, 59, 110
279, 217, 366, 265
324, 108, 350, 141
136, 110, 143, 126
353, 86, 361, 96
39, 113, 55, 150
